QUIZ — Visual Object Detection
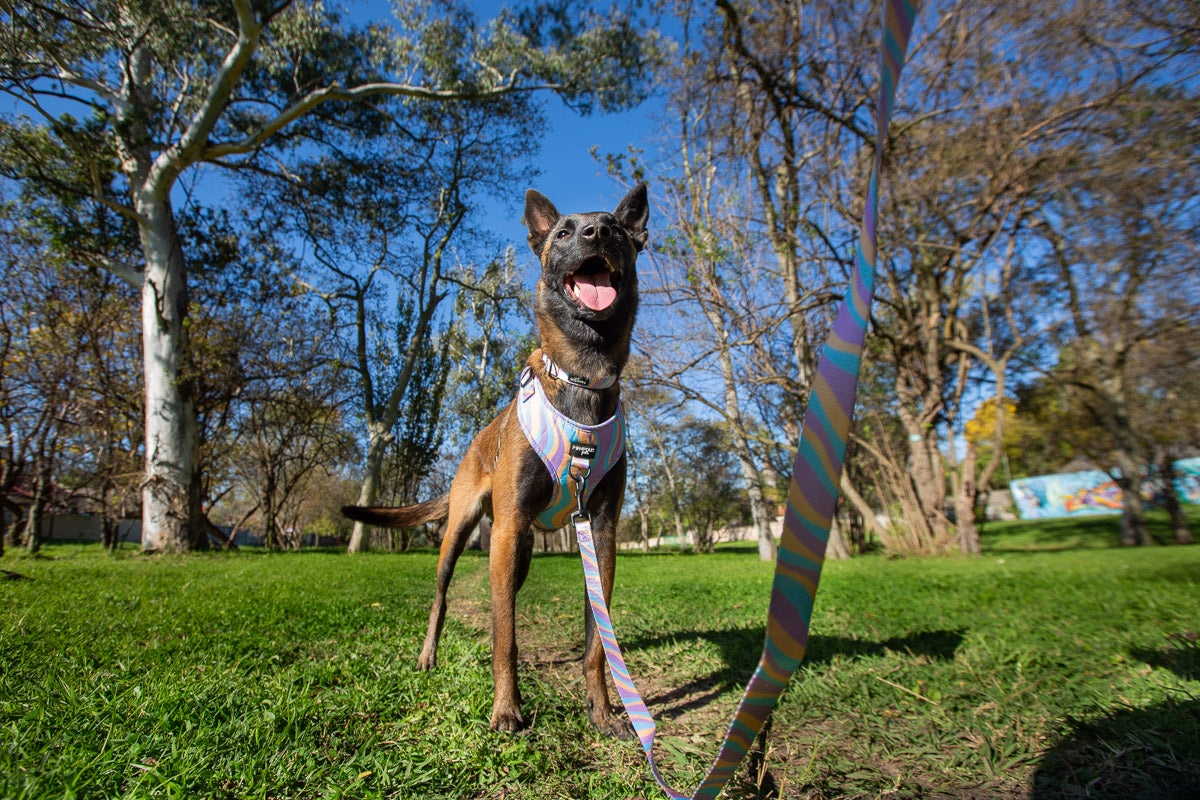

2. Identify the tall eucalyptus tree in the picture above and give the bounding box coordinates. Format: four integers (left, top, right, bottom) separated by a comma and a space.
0, 0, 660, 552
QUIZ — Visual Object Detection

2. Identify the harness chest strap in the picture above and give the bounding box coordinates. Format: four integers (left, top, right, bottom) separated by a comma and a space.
516, 364, 625, 531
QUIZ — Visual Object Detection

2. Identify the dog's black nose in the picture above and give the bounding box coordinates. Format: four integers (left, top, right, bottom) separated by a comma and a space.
581, 223, 611, 240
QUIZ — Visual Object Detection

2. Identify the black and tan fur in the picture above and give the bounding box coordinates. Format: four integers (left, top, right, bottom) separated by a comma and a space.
343, 184, 648, 737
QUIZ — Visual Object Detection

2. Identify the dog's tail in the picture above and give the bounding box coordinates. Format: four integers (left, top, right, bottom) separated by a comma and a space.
341, 494, 450, 529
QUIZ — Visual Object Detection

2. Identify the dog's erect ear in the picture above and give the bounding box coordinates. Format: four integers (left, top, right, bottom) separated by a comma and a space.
613, 182, 649, 251
523, 189, 561, 256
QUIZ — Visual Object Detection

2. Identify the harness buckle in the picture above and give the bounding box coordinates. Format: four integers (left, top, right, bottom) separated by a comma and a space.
572, 470, 588, 517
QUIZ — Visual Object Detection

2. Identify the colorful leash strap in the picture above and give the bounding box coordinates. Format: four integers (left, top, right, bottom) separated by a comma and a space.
571, 2, 920, 797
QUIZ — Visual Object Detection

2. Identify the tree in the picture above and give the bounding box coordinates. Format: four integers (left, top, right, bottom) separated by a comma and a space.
610, 0, 874, 561
255, 92, 537, 553
676, 419, 749, 552
1129, 335, 1199, 545
620, 0, 1200, 557
373, 332, 452, 552
1036, 93, 1200, 546
0, 129, 145, 551
622, 371, 691, 550
0, 0, 660, 552
51, 270, 143, 551
442, 250, 535, 449
237, 383, 354, 549
631, 411, 749, 552
0, 217, 128, 553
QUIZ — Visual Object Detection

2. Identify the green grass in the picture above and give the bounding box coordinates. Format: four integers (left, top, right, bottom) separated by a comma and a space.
2, 511, 1198, 799
978, 504, 1199, 552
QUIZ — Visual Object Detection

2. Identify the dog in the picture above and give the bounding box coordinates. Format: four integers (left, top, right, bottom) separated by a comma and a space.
343, 183, 648, 738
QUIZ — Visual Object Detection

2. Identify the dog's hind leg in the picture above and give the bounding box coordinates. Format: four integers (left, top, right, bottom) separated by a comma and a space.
417, 473, 488, 672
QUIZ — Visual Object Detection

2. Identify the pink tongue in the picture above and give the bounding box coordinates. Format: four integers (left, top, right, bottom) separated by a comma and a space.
572, 272, 617, 310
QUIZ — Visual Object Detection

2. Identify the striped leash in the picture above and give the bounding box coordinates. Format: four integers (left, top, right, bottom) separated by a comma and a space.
570, 1, 920, 797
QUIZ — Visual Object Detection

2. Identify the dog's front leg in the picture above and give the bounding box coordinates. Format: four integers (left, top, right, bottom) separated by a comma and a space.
487, 514, 530, 732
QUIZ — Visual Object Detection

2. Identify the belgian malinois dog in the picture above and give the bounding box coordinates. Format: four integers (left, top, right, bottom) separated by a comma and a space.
343, 183, 647, 738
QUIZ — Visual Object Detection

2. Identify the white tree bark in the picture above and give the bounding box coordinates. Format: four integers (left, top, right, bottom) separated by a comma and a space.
718, 359, 777, 562
137, 198, 200, 552
16, 0, 592, 553
347, 425, 393, 552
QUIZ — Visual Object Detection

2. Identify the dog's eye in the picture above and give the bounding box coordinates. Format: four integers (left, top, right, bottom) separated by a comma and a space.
556, 229, 569, 239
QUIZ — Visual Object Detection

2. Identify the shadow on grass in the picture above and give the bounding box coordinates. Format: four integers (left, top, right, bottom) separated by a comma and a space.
622, 627, 964, 719
1131, 632, 1200, 681
1031, 696, 1200, 800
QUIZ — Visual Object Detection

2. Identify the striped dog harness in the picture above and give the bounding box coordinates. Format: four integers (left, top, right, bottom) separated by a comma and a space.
516, 361, 625, 531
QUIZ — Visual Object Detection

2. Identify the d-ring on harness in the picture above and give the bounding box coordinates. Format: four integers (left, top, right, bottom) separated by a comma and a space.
568, 2, 922, 797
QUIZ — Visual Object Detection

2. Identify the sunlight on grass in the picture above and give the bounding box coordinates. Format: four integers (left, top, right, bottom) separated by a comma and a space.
2, 515, 1197, 799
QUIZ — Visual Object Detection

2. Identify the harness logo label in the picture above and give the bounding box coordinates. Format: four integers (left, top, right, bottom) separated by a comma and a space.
569, 442, 597, 460
567, 373, 589, 386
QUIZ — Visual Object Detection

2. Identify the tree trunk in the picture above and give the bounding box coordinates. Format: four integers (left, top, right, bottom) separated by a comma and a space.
348, 427, 393, 553
956, 443, 982, 555
0, 500, 15, 556
650, 435, 689, 550
3, 507, 18, 549
99, 483, 118, 551
102, 514, 118, 552
901, 420, 949, 542
138, 198, 202, 553
25, 469, 48, 556
1113, 445, 1153, 547
741, 455, 777, 561
626, 442, 651, 553
1159, 456, 1193, 545
262, 473, 277, 550
713, 314, 777, 562
827, 514, 850, 561
839, 472, 887, 548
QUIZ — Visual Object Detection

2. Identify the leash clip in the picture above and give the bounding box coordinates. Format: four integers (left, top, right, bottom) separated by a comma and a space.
570, 469, 592, 539
571, 469, 589, 519
571, 467, 598, 538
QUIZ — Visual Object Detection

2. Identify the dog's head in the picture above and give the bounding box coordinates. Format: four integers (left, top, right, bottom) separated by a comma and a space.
523, 183, 647, 328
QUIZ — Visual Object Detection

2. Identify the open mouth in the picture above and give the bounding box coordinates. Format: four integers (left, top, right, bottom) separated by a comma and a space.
564, 256, 621, 312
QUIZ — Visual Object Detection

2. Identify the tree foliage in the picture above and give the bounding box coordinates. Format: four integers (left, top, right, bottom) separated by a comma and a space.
0, 0, 662, 552
614, 0, 1199, 555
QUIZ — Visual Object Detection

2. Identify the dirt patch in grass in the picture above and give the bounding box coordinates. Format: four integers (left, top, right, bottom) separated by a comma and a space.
503, 598, 1034, 797
510, 590, 752, 740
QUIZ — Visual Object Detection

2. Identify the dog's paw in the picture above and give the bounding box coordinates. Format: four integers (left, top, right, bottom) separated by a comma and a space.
489, 703, 527, 733
590, 707, 637, 741
416, 648, 436, 672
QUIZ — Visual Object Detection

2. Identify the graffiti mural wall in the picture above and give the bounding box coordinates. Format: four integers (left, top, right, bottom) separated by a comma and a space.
1010, 457, 1200, 520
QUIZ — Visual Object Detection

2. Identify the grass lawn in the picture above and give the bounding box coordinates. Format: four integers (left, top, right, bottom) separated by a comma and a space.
2, 508, 1198, 799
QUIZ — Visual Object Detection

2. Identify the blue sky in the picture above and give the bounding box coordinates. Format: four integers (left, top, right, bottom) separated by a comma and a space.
3, 2, 667, 268
480, 98, 661, 256
351, 1, 667, 256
